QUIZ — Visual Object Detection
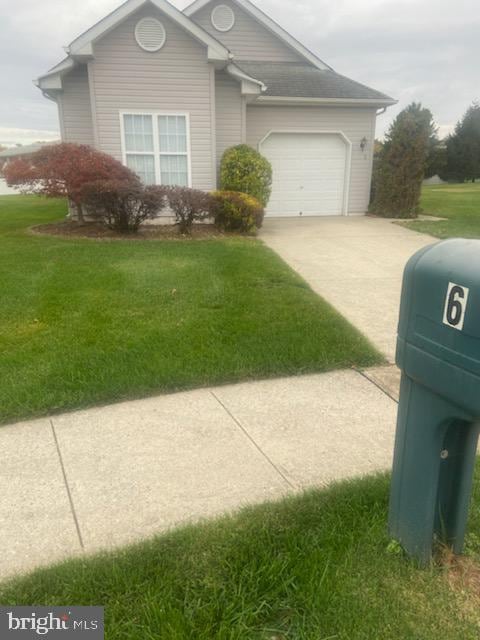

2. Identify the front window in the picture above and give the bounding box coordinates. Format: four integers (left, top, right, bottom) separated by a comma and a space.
122, 113, 190, 186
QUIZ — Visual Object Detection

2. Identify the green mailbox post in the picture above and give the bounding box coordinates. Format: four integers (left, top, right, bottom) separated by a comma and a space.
389, 238, 480, 563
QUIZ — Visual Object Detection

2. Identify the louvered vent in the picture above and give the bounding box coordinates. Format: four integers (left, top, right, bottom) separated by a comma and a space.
211, 4, 235, 32
135, 18, 166, 52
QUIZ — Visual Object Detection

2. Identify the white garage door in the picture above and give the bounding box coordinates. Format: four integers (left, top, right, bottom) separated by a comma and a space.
261, 133, 348, 217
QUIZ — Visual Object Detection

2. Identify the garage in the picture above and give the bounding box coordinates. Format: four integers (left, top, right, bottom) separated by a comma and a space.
260, 132, 350, 217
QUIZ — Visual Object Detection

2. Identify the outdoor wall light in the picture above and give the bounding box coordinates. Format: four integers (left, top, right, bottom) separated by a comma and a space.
360, 137, 368, 152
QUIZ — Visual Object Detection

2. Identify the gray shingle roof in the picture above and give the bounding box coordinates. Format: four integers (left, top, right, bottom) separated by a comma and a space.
235, 61, 395, 102
0, 142, 60, 159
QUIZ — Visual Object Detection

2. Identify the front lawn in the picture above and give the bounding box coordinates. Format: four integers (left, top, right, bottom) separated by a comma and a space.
402, 183, 480, 238
2, 470, 480, 638
0, 195, 381, 425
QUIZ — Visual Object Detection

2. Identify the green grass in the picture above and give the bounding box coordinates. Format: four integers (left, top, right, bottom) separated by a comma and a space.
2, 469, 480, 638
403, 183, 480, 238
0, 195, 382, 425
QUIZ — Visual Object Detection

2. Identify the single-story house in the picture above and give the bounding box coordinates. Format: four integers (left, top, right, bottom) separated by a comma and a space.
36, 0, 396, 217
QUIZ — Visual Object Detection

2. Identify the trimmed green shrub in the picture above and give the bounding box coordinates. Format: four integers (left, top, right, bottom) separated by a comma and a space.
220, 144, 272, 207
211, 190, 264, 233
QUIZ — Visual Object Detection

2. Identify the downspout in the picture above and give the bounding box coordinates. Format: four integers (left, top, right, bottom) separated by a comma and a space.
41, 90, 57, 102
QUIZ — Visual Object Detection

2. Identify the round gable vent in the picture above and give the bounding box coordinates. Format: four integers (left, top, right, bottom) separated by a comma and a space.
135, 17, 166, 52
211, 4, 235, 32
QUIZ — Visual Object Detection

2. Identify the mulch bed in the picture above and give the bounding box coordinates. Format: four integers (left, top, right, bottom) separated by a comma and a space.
29, 220, 239, 240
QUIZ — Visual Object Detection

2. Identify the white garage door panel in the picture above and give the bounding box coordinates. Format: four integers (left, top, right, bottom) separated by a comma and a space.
261, 133, 347, 217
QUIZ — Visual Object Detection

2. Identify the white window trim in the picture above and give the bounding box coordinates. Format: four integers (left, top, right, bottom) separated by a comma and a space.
119, 110, 192, 187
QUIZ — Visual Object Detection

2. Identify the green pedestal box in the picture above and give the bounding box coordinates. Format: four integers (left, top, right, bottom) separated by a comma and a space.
389, 239, 480, 563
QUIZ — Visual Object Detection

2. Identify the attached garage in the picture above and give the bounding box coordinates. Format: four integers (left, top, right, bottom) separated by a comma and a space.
259, 132, 351, 217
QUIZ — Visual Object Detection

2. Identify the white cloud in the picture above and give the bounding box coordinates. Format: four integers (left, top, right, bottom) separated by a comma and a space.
437, 124, 455, 139
0, 128, 60, 146
0, 0, 478, 143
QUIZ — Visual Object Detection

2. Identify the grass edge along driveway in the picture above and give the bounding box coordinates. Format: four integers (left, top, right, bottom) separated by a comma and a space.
1, 470, 480, 639
0, 195, 383, 425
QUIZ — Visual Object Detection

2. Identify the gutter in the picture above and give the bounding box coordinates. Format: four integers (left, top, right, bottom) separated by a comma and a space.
226, 63, 266, 92
255, 96, 398, 107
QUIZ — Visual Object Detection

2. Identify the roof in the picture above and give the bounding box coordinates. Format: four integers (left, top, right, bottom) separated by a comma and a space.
36, 0, 395, 107
235, 61, 396, 104
66, 0, 230, 60
0, 142, 60, 159
184, 0, 331, 71
38, 0, 231, 89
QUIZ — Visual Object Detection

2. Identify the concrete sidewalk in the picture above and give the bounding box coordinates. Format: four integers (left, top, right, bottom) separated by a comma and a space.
0, 368, 398, 581
261, 216, 434, 361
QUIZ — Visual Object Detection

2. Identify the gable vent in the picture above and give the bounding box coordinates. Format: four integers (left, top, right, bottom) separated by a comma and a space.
135, 17, 166, 52
211, 4, 235, 32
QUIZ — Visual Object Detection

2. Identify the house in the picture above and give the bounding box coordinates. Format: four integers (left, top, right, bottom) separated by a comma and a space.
36, 0, 396, 218
0, 141, 60, 169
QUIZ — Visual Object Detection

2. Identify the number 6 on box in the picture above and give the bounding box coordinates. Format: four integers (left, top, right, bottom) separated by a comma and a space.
443, 282, 469, 331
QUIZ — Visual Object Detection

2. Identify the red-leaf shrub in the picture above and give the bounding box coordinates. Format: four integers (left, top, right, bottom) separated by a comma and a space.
1, 157, 34, 183
3, 143, 138, 222
82, 180, 168, 232
165, 187, 213, 234
211, 190, 264, 233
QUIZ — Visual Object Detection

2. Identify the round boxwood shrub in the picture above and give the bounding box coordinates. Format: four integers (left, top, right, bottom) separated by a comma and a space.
220, 144, 272, 207
211, 190, 264, 233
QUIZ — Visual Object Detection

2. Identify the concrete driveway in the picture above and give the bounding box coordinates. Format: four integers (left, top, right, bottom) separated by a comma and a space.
260, 216, 435, 362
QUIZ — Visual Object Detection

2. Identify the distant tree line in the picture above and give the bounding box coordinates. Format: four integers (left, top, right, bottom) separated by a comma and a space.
443, 103, 480, 182
370, 101, 480, 218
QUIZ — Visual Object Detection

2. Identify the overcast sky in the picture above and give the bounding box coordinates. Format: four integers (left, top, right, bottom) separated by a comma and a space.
1, 0, 478, 146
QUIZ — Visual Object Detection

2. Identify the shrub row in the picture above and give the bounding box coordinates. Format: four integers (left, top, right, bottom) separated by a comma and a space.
4, 142, 271, 234
83, 184, 265, 234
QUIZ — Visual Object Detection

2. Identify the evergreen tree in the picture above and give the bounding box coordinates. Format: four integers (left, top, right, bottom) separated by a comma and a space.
369, 140, 384, 204
370, 103, 435, 218
425, 142, 447, 179
446, 102, 480, 182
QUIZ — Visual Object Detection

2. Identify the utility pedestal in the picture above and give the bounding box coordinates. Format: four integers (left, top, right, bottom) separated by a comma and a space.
389, 239, 480, 563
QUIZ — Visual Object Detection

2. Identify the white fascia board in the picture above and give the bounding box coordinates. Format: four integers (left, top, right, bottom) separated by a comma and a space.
69, 43, 94, 59
184, 0, 332, 71
38, 75, 64, 90
226, 63, 265, 94
38, 57, 75, 80
207, 45, 231, 63
255, 96, 398, 107
37, 57, 76, 90
67, 0, 230, 62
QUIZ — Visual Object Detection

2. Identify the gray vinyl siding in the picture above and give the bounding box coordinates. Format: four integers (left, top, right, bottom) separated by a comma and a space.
246, 105, 377, 215
58, 66, 94, 145
215, 71, 243, 177
90, 5, 215, 190
192, 0, 303, 62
